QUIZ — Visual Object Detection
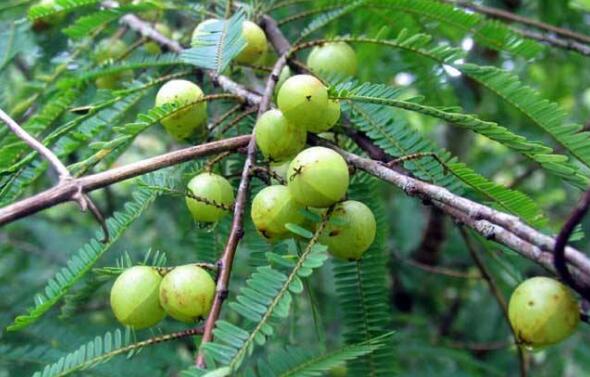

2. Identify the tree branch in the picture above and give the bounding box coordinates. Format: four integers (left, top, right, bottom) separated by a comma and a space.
443, 0, 590, 56
319, 141, 590, 288
0, 136, 250, 225
445, 0, 590, 45
554, 189, 590, 299
0, 108, 109, 240
195, 32, 290, 369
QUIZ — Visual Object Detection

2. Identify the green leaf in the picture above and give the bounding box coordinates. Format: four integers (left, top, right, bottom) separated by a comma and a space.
6, 186, 159, 331
181, 9, 247, 73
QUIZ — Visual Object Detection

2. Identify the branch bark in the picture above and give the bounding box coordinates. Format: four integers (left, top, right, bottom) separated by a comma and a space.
0, 108, 108, 240
0, 136, 250, 225
554, 189, 590, 299
195, 33, 290, 369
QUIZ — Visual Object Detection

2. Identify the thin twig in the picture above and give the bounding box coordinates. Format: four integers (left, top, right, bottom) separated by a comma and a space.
0, 136, 250, 225
0, 109, 71, 179
444, 0, 590, 45
195, 32, 290, 368
218, 107, 258, 134
460, 227, 528, 377
554, 189, 590, 299
0, 108, 109, 241
393, 251, 480, 279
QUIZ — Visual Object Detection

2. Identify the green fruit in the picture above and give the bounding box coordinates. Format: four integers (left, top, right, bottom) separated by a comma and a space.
236, 20, 268, 64
270, 159, 291, 183
307, 42, 357, 77
155, 79, 208, 140
287, 147, 349, 208
159, 265, 216, 322
319, 200, 376, 260
307, 99, 340, 133
35, 0, 65, 25
251, 185, 305, 241
277, 74, 330, 130
186, 173, 234, 222
508, 277, 580, 347
275, 66, 291, 94
94, 39, 128, 64
328, 365, 348, 377
144, 23, 172, 54
110, 266, 166, 329
94, 39, 133, 89
255, 109, 306, 162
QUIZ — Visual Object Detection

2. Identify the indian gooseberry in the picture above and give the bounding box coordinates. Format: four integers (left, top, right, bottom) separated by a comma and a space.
307, 42, 358, 77
270, 159, 291, 183
93, 39, 133, 89
35, 0, 66, 26
155, 79, 207, 140
307, 99, 341, 134
110, 266, 166, 329
287, 147, 349, 208
236, 21, 268, 64
319, 200, 376, 261
255, 109, 306, 162
508, 277, 580, 347
277, 74, 331, 130
274, 66, 292, 95
159, 265, 216, 322
251, 185, 305, 241
144, 23, 172, 55
186, 172, 234, 223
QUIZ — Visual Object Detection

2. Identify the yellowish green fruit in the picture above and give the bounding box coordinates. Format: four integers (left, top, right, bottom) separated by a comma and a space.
277, 74, 330, 130
186, 172, 234, 222
255, 109, 306, 162
508, 277, 580, 347
328, 365, 348, 377
307, 42, 357, 77
155, 79, 207, 140
251, 185, 305, 241
35, 0, 66, 25
275, 66, 291, 95
287, 147, 349, 208
236, 20, 268, 64
110, 266, 166, 329
94, 39, 128, 64
307, 99, 340, 133
144, 23, 172, 55
270, 160, 291, 183
319, 200, 376, 260
159, 265, 216, 322
94, 39, 133, 89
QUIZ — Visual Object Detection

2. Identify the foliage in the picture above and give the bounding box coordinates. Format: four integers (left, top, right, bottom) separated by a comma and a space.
1, 1, 590, 377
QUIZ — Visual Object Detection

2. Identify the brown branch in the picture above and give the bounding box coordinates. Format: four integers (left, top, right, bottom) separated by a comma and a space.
0, 108, 109, 240
0, 136, 250, 226
314, 141, 590, 288
195, 25, 290, 368
554, 189, 590, 299
393, 251, 480, 279
444, 0, 590, 45
460, 227, 528, 377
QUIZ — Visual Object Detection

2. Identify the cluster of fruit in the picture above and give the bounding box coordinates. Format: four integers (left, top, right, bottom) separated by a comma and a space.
89, 14, 582, 348
110, 264, 216, 329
